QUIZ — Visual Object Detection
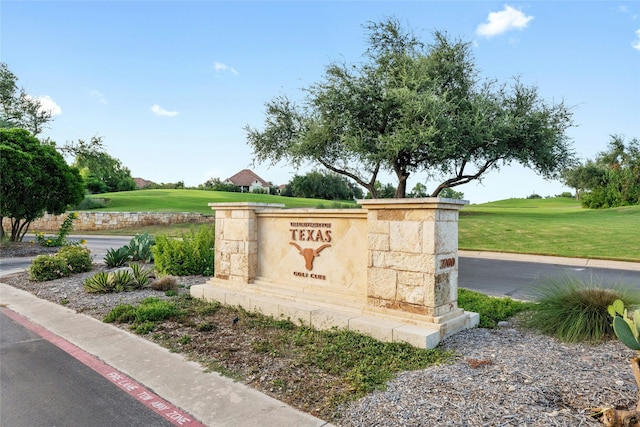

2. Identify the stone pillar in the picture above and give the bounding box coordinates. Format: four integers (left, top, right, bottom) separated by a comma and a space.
358, 198, 467, 323
208, 203, 284, 284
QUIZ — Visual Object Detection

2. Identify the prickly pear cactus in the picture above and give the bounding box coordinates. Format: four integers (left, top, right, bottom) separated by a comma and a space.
608, 299, 640, 352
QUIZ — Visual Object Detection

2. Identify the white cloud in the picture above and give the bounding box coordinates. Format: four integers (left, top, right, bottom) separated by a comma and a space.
26, 95, 62, 116
89, 89, 108, 104
633, 29, 640, 51
213, 62, 238, 75
476, 5, 534, 38
151, 104, 179, 117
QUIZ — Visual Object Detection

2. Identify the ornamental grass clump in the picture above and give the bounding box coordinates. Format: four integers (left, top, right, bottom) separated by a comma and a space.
526, 275, 640, 343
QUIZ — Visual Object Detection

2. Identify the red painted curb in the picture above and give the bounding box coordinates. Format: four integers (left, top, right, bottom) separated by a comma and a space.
1, 307, 207, 427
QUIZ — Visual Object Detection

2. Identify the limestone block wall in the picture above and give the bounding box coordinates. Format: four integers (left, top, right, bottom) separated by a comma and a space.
212, 203, 266, 284
359, 199, 464, 323
3, 212, 215, 232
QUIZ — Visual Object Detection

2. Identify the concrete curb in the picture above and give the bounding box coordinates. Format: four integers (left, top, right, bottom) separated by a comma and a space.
459, 250, 640, 272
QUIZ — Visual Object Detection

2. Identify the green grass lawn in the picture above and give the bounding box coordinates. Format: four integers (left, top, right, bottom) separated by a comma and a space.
87, 189, 357, 215
82, 190, 639, 262
459, 198, 640, 262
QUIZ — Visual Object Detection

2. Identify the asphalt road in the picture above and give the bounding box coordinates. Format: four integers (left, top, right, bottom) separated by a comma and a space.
1, 235, 639, 298
0, 310, 175, 427
459, 257, 640, 300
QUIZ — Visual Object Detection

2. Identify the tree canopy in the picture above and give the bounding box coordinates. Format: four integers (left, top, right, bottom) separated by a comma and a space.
0, 63, 53, 136
563, 135, 639, 208
70, 136, 137, 193
245, 18, 576, 198
0, 128, 85, 241
286, 170, 364, 200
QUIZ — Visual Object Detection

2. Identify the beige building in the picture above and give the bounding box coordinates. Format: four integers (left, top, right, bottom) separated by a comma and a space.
224, 169, 271, 193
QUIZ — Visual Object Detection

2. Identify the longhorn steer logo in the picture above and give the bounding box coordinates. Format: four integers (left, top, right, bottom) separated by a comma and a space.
289, 242, 331, 271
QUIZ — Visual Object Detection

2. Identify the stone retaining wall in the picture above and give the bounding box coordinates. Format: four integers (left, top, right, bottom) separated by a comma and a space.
3, 212, 214, 232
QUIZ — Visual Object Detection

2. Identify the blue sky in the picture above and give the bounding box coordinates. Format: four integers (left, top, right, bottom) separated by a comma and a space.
3, 1, 639, 203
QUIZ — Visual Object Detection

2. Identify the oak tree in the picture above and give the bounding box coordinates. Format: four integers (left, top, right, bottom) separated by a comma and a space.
246, 18, 575, 198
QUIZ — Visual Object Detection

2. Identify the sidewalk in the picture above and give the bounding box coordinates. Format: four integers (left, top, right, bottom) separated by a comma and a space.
459, 250, 640, 271
0, 283, 332, 427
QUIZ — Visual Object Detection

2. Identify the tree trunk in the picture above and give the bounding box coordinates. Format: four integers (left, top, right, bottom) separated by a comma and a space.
595, 357, 640, 426
394, 176, 407, 198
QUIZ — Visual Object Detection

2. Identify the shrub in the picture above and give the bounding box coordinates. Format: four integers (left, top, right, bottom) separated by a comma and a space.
57, 245, 92, 273
29, 254, 70, 281
74, 197, 107, 210
104, 304, 138, 323
457, 288, 536, 328
151, 275, 178, 291
128, 233, 155, 263
134, 297, 180, 323
29, 244, 92, 282
103, 298, 181, 332
526, 276, 640, 343
197, 321, 216, 332
104, 247, 130, 268
152, 226, 215, 276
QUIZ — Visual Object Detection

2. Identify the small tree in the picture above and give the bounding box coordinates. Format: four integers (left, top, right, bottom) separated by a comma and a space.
0, 128, 85, 241
408, 182, 429, 198
439, 187, 465, 200
561, 160, 606, 200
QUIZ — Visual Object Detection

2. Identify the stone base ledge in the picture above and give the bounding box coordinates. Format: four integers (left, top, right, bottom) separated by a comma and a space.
190, 282, 478, 349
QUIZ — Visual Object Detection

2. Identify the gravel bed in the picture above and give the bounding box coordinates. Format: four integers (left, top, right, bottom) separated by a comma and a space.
339, 326, 637, 426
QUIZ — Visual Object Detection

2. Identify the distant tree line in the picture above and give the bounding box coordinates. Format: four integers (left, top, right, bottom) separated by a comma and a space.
562, 135, 639, 208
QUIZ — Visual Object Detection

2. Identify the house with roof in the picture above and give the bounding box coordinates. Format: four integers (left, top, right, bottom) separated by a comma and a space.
225, 169, 271, 193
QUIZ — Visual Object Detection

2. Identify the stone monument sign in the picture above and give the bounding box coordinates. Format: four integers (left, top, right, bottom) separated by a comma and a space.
190, 198, 478, 348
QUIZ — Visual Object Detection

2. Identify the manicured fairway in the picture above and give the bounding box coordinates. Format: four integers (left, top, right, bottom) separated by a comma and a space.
459, 198, 639, 262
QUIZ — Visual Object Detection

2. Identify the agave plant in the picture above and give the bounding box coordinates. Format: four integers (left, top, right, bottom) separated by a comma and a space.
112, 269, 135, 291
83, 271, 114, 293
129, 262, 151, 289
104, 247, 130, 268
